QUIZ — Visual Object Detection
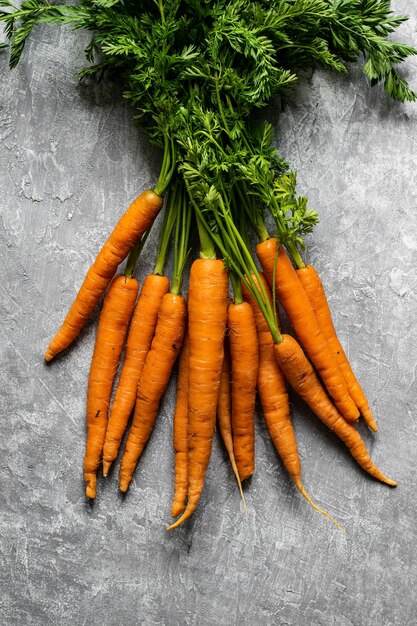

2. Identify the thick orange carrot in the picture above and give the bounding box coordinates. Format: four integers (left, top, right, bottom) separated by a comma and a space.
228, 301, 258, 481
297, 264, 378, 432
119, 292, 187, 492
102, 273, 170, 476
84, 274, 139, 499
242, 276, 340, 528
257, 238, 359, 424
167, 259, 228, 530
45, 190, 163, 362
274, 334, 396, 487
217, 345, 246, 508
171, 333, 190, 518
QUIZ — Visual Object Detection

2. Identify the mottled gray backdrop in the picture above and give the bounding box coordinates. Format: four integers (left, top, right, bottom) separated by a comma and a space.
1, 2, 416, 625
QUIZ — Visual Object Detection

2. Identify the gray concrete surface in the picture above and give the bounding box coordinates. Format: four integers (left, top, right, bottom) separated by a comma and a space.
1, 3, 417, 625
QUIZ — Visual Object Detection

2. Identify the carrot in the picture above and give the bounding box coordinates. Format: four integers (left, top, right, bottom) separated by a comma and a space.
84, 274, 139, 499
102, 273, 170, 477
273, 334, 396, 487
119, 292, 187, 492
228, 300, 258, 481
217, 344, 246, 509
45, 189, 163, 362
242, 275, 341, 528
257, 238, 359, 424
167, 258, 228, 530
171, 332, 190, 518
297, 264, 378, 432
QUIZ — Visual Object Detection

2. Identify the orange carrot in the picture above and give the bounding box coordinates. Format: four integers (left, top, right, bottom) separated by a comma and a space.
228, 301, 258, 481
119, 292, 187, 492
297, 264, 378, 432
242, 275, 341, 528
217, 345, 246, 508
257, 238, 359, 424
84, 274, 139, 499
167, 258, 228, 529
274, 334, 396, 487
171, 332, 190, 518
45, 190, 163, 362
102, 273, 170, 476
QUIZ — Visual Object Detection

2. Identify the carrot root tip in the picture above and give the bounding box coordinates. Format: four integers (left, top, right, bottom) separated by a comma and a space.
44, 350, 53, 362
119, 479, 130, 493
171, 503, 185, 518
102, 461, 111, 478
367, 418, 378, 432
295, 479, 344, 533
85, 482, 96, 500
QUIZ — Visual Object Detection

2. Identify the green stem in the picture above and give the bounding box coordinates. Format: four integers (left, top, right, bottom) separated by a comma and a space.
171, 183, 192, 295
154, 131, 176, 197
230, 272, 243, 304
215, 73, 231, 136
154, 181, 178, 275
268, 194, 306, 268
194, 205, 216, 259
124, 229, 151, 278
206, 191, 281, 342
285, 240, 305, 269
158, 0, 165, 26
237, 184, 269, 242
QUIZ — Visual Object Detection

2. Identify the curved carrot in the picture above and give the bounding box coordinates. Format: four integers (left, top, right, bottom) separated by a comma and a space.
102, 273, 170, 476
171, 333, 190, 518
84, 274, 138, 499
242, 276, 341, 529
297, 264, 378, 432
45, 190, 163, 362
257, 238, 359, 424
228, 301, 258, 481
273, 334, 396, 487
167, 258, 228, 530
119, 292, 187, 493
217, 345, 246, 509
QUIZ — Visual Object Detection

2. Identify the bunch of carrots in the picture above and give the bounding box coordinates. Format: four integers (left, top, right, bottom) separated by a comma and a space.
2, 0, 413, 530
40, 172, 396, 531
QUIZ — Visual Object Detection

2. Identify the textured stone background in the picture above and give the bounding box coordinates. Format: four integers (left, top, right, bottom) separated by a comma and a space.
1, 3, 417, 625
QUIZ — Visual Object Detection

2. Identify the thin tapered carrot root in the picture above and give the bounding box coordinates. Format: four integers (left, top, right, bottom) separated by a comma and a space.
84, 274, 139, 499
167, 259, 228, 530
218, 346, 247, 512
297, 264, 378, 432
45, 190, 163, 362
119, 292, 187, 493
257, 238, 359, 424
102, 273, 170, 477
294, 479, 344, 532
171, 333, 190, 518
273, 335, 396, 487
242, 276, 340, 529
228, 301, 258, 481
